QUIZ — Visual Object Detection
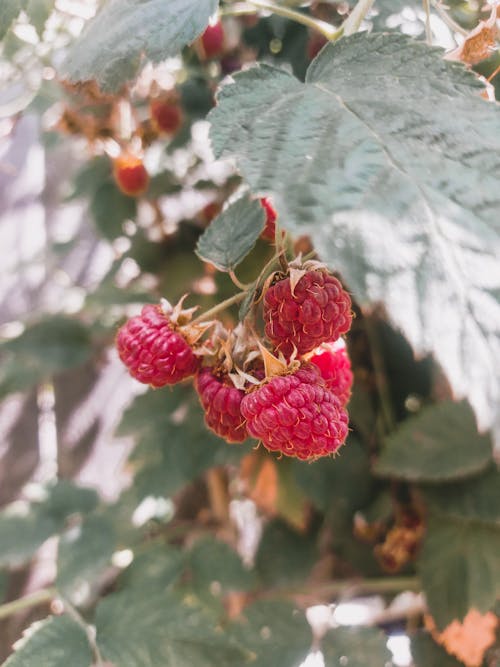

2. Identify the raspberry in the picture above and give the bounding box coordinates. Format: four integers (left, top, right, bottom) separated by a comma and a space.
260, 197, 278, 241
113, 154, 149, 196
200, 21, 225, 59
309, 341, 353, 406
116, 305, 198, 387
240, 364, 348, 460
150, 100, 183, 135
196, 368, 247, 443
263, 270, 352, 357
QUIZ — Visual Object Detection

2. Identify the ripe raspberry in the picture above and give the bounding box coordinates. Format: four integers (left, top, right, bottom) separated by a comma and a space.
260, 198, 278, 241
116, 305, 198, 387
264, 270, 352, 357
150, 100, 183, 135
309, 341, 353, 406
113, 154, 149, 196
196, 368, 247, 443
240, 364, 348, 460
200, 21, 225, 59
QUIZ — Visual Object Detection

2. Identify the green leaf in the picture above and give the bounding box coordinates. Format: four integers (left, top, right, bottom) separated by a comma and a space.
91, 182, 137, 240
3, 615, 93, 667
411, 632, 464, 667
423, 467, 500, 524
63, 0, 218, 91
256, 520, 317, 588
0, 0, 21, 40
418, 513, 500, 628
188, 537, 256, 593
294, 435, 373, 513
374, 401, 493, 482
0, 317, 92, 396
196, 195, 266, 272
95, 590, 249, 667
119, 385, 249, 499
57, 516, 116, 598
322, 627, 392, 666
209, 32, 500, 439
230, 601, 311, 667
25, 0, 54, 37
0, 482, 98, 568
119, 544, 184, 593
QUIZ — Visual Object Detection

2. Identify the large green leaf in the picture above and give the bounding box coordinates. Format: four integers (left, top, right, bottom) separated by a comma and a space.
209, 32, 500, 439
0, 0, 21, 40
422, 466, 500, 524
0, 482, 98, 568
229, 601, 311, 667
418, 513, 500, 628
188, 537, 256, 593
62, 0, 218, 91
196, 195, 266, 271
3, 616, 93, 667
411, 633, 464, 667
374, 401, 494, 482
0, 317, 92, 396
322, 627, 392, 666
119, 385, 249, 499
95, 590, 250, 667
57, 515, 116, 598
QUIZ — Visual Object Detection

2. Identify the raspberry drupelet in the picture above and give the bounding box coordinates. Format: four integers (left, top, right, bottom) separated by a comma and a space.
309, 341, 353, 407
196, 368, 248, 443
116, 304, 198, 387
240, 364, 348, 460
263, 269, 352, 358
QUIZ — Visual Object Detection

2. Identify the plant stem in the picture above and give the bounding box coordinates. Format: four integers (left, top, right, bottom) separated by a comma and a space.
364, 317, 397, 434
191, 291, 248, 324
229, 270, 252, 291
62, 596, 105, 667
239, 0, 341, 40
342, 0, 376, 36
264, 576, 420, 601
429, 0, 468, 35
423, 0, 432, 44
0, 588, 56, 621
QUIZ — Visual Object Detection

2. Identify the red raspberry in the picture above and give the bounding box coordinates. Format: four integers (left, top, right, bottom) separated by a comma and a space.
263, 270, 352, 357
113, 154, 149, 197
150, 100, 183, 135
195, 368, 247, 443
201, 21, 225, 59
240, 364, 348, 460
309, 341, 353, 406
116, 305, 198, 387
260, 197, 278, 241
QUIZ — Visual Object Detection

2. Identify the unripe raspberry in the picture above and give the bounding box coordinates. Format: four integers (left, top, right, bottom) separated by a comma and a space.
200, 21, 225, 59
264, 269, 352, 358
113, 154, 149, 197
196, 368, 247, 443
241, 364, 348, 460
116, 304, 198, 387
260, 197, 278, 242
309, 341, 353, 406
150, 100, 183, 135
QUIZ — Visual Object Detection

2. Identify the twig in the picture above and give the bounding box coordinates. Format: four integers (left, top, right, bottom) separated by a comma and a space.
62, 596, 105, 667
423, 0, 432, 44
191, 291, 248, 324
364, 317, 396, 434
342, 0, 376, 36
240, 0, 341, 40
429, 0, 468, 35
0, 588, 56, 621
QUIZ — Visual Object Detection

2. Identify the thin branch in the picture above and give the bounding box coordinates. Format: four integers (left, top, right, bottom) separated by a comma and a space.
0, 588, 56, 621
342, 0, 375, 36
429, 0, 468, 35
62, 596, 105, 667
240, 0, 341, 40
423, 0, 433, 44
191, 290, 247, 324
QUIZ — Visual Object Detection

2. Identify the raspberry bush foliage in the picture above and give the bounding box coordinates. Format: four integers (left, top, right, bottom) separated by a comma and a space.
0, 1, 499, 666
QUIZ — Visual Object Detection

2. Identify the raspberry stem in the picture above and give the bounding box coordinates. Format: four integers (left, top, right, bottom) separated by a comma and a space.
225, 1, 342, 40
191, 290, 248, 324
0, 588, 57, 620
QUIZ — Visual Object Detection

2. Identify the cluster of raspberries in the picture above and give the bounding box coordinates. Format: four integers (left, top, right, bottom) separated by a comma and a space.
116, 266, 353, 461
